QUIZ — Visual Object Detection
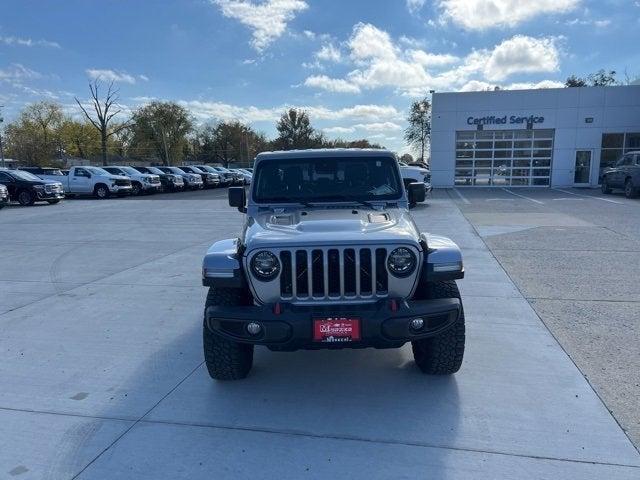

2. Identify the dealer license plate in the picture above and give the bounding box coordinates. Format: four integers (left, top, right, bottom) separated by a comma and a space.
313, 317, 361, 343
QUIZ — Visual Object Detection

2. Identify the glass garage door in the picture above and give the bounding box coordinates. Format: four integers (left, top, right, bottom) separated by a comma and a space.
454, 129, 554, 186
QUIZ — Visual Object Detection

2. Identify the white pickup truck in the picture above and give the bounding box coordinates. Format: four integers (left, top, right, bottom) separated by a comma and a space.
103, 166, 161, 195
24, 166, 133, 199
398, 161, 432, 200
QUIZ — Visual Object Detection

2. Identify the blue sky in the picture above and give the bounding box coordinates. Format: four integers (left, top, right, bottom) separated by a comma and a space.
1, 0, 639, 153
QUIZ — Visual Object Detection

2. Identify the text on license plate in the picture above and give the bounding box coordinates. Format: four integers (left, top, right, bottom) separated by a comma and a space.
313, 317, 361, 343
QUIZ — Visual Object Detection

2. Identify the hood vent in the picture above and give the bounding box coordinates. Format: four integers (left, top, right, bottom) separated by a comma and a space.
368, 212, 390, 223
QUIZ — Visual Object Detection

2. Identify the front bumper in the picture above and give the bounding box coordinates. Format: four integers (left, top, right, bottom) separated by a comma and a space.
36, 190, 65, 200
205, 298, 461, 351
110, 185, 133, 194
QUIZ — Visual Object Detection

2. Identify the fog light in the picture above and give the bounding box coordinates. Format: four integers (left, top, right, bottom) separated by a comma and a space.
246, 322, 262, 336
410, 318, 425, 331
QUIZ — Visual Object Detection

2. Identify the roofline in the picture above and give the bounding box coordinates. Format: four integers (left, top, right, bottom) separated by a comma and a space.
432, 84, 640, 97
255, 148, 397, 160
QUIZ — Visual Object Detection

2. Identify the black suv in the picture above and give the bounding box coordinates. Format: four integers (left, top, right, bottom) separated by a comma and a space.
130, 165, 185, 192
0, 168, 65, 206
602, 151, 640, 198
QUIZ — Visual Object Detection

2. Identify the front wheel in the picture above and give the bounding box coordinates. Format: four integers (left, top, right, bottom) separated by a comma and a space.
624, 179, 637, 198
203, 287, 254, 380
18, 190, 35, 206
412, 281, 465, 375
601, 177, 612, 194
94, 184, 110, 199
132, 182, 142, 196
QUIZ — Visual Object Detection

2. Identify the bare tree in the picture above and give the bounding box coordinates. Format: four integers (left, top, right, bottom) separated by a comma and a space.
75, 79, 129, 165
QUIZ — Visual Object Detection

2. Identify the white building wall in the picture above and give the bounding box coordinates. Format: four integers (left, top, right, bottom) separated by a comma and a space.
430, 86, 640, 187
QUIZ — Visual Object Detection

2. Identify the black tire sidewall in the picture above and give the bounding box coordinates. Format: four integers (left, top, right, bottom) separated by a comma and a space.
18, 190, 33, 206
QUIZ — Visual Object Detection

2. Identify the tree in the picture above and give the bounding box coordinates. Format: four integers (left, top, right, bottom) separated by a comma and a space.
75, 79, 130, 165
404, 98, 431, 164
58, 120, 101, 159
4, 101, 64, 165
565, 75, 587, 87
274, 109, 323, 150
130, 101, 193, 165
400, 153, 414, 163
565, 70, 618, 88
588, 69, 617, 86
191, 121, 269, 166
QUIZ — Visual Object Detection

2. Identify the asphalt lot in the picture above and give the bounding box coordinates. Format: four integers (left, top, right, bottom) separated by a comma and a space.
0, 187, 638, 479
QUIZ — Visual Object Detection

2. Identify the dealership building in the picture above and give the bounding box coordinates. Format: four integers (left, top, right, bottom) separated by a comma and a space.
430, 85, 640, 187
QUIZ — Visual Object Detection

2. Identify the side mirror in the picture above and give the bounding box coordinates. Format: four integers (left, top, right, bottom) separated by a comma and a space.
407, 182, 426, 206
228, 186, 247, 213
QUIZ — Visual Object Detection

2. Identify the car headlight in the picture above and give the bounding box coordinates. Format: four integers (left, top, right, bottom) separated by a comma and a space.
250, 251, 280, 281
387, 247, 417, 277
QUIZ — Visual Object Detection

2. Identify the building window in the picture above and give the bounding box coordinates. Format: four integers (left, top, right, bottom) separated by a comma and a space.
454, 129, 554, 186
600, 132, 640, 181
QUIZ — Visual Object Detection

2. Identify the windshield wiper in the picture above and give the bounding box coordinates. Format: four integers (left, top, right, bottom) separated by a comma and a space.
319, 195, 379, 209
262, 197, 314, 208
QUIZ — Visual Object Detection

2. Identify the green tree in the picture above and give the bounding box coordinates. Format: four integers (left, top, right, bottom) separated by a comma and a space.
565, 70, 618, 88
565, 75, 587, 87
4, 101, 64, 165
404, 98, 431, 163
130, 101, 193, 165
58, 119, 101, 159
75, 80, 130, 165
192, 121, 270, 166
273, 109, 323, 150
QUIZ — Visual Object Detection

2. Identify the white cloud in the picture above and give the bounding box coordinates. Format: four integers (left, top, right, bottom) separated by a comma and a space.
409, 50, 459, 67
315, 43, 342, 63
0, 63, 42, 81
460, 79, 564, 92
483, 36, 559, 81
212, 0, 308, 51
179, 100, 402, 124
0, 35, 60, 48
438, 0, 580, 30
406, 0, 426, 15
138, 74, 150, 82
304, 75, 360, 93
303, 23, 563, 96
323, 126, 355, 134
86, 69, 137, 84
353, 122, 402, 132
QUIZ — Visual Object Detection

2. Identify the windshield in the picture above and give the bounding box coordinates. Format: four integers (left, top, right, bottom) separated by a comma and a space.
253, 156, 402, 203
146, 167, 164, 175
11, 170, 42, 181
168, 167, 186, 174
121, 166, 141, 175
42, 169, 64, 176
85, 166, 111, 175
197, 165, 215, 173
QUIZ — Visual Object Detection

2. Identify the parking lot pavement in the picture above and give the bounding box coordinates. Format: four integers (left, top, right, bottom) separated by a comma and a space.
445, 187, 640, 449
1, 191, 639, 479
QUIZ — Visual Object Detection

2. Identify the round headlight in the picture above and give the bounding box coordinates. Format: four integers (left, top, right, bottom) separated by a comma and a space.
387, 247, 417, 277
251, 251, 280, 281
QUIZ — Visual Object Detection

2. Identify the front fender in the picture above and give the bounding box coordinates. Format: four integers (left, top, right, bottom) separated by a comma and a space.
202, 238, 246, 288
420, 233, 464, 282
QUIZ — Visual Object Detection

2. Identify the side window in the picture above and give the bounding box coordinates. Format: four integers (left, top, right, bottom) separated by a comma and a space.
75, 168, 89, 177
0, 172, 13, 182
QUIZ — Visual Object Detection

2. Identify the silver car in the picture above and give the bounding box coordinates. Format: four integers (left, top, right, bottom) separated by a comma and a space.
201, 149, 465, 380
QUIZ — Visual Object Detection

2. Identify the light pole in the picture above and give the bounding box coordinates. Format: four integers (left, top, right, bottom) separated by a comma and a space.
0, 106, 5, 168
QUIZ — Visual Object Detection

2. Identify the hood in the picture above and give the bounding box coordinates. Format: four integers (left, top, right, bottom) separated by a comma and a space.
103, 173, 130, 181
243, 207, 421, 251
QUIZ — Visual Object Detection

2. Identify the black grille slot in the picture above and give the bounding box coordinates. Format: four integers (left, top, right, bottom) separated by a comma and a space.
280, 251, 292, 297
311, 250, 324, 296
327, 249, 340, 296
295, 250, 309, 296
375, 248, 388, 294
344, 248, 356, 296
359, 249, 372, 295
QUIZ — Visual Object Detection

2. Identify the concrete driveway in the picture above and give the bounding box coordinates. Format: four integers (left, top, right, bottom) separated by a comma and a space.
0, 189, 638, 479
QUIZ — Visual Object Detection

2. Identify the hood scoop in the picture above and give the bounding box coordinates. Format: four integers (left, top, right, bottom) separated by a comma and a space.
269, 214, 294, 226
368, 212, 390, 223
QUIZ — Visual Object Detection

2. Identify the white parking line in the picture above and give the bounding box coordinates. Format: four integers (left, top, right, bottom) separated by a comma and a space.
501, 188, 544, 205
553, 188, 624, 205
451, 188, 471, 204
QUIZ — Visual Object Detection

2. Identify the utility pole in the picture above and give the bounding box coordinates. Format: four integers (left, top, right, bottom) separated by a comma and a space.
0, 106, 5, 168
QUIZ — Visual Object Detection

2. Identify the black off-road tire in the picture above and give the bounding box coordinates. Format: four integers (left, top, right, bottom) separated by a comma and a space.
624, 179, 637, 199
411, 281, 465, 375
18, 190, 35, 206
601, 177, 612, 194
203, 287, 254, 380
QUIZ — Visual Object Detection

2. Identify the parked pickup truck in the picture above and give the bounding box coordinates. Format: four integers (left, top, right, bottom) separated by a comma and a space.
27, 166, 133, 198
103, 166, 161, 195
398, 161, 432, 204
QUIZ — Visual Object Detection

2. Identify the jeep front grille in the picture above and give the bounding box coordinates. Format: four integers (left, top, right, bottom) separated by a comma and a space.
278, 247, 389, 300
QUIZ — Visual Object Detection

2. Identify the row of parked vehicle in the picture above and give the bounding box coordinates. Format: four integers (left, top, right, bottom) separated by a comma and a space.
0, 164, 253, 207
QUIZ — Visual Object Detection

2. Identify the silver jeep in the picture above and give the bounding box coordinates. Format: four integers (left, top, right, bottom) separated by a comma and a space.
202, 149, 465, 380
